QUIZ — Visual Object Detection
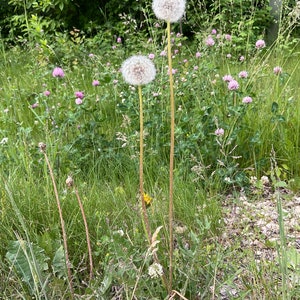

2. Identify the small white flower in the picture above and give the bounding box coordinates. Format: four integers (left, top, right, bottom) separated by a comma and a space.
121, 55, 156, 86
260, 176, 269, 185
152, 0, 186, 23
148, 262, 163, 278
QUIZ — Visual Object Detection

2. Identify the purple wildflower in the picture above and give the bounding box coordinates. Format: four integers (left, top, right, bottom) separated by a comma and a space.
92, 80, 100, 86
225, 34, 232, 41
255, 39, 266, 49
228, 80, 239, 90
75, 91, 84, 99
75, 98, 83, 105
242, 96, 253, 104
238, 71, 248, 78
222, 75, 234, 82
195, 51, 202, 58
205, 36, 215, 46
149, 53, 155, 60
52, 67, 65, 78
117, 37, 122, 43
211, 29, 217, 35
215, 128, 224, 136
273, 66, 282, 75
43, 90, 51, 96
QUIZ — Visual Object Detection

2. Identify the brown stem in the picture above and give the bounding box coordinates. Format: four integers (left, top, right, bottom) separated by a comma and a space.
40, 144, 74, 297
74, 186, 93, 281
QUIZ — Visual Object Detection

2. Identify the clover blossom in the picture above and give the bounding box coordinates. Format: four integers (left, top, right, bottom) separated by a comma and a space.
52, 67, 65, 78
121, 55, 156, 86
152, 0, 186, 23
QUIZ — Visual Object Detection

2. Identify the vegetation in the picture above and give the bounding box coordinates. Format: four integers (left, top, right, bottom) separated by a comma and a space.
0, 0, 300, 299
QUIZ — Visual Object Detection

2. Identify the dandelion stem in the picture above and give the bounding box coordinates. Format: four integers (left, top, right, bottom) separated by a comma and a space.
167, 20, 175, 293
138, 85, 152, 244
40, 145, 74, 297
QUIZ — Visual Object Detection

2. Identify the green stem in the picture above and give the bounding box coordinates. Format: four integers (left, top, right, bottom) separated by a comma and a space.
138, 85, 152, 244
167, 20, 175, 293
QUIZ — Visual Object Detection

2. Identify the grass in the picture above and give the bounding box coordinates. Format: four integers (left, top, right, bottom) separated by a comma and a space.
0, 17, 300, 298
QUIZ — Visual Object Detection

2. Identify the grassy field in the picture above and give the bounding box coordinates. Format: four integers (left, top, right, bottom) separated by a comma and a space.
0, 13, 300, 299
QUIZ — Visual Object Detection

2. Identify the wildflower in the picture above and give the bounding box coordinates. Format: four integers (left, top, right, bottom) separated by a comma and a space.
273, 66, 282, 75
174, 49, 179, 54
205, 36, 215, 46
215, 128, 224, 136
116, 37, 122, 43
148, 53, 155, 60
148, 262, 164, 278
195, 51, 201, 58
242, 96, 253, 103
121, 55, 156, 86
88, 53, 94, 58
222, 74, 234, 82
239, 55, 245, 62
160, 50, 167, 56
167, 67, 177, 75
225, 34, 232, 41
75, 98, 83, 105
228, 80, 239, 90
75, 91, 84, 99
261, 176, 269, 185
211, 28, 217, 35
112, 45, 117, 50
226, 54, 232, 59
238, 71, 248, 78
143, 193, 153, 206
194, 66, 199, 70
31, 103, 39, 109
52, 67, 65, 78
43, 90, 51, 96
152, 0, 186, 23
255, 39, 266, 49
92, 80, 100, 86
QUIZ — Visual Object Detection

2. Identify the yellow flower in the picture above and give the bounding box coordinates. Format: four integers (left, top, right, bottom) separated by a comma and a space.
143, 193, 153, 206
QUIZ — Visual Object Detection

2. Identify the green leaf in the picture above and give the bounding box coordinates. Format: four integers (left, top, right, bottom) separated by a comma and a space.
6, 240, 49, 293
52, 245, 67, 279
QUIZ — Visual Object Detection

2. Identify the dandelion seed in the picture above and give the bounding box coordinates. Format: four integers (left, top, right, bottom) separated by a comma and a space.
52, 67, 65, 78
121, 55, 156, 86
152, 0, 186, 23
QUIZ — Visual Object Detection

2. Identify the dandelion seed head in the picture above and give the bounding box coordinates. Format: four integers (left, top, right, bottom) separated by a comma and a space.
152, 0, 186, 23
121, 55, 156, 86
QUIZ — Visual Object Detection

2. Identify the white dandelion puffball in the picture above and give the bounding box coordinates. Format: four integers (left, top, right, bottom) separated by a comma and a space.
152, 0, 186, 23
121, 55, 156, 86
